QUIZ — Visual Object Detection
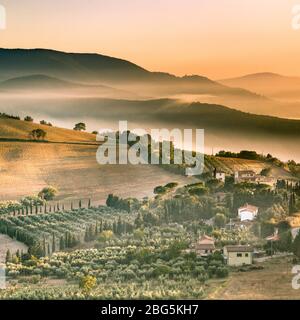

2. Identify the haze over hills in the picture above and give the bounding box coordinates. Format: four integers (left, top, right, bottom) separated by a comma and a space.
0, 48, 267, 103
0, 75, 98, 90
1, 97, 300, 162
2, 48, 300, 118
220, 72, 300, 101
0, 74, 134, 99
1, 48, 300, 161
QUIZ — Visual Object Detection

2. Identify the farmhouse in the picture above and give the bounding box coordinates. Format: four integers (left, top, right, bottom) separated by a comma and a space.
234, 170, 277, 188
238, 203, 258, 221
213, 168, 226, 183
223, 245, 254, 266
287, 213, 300, 240
255, 176, 277, 188
234, 170, 256, 183
195, 235, 215, 256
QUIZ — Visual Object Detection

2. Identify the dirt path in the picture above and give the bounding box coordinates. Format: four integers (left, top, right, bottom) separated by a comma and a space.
0, 234, 28, 263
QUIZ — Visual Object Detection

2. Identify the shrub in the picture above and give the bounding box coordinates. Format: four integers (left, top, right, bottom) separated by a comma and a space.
24, 116, 34, 122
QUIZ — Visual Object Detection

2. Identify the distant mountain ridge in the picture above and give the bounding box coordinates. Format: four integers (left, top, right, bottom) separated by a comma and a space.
0, 48, 148, 82
0, 74, 86, 89
1, 48, 300, 119
219, 72, 300, 98
0, 48, 262, 97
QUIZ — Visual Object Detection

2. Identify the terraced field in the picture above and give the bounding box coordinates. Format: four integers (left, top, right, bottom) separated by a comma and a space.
205, 156, 294, 180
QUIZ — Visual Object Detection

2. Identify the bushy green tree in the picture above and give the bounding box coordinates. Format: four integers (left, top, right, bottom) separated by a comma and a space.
38, 187, 58, 201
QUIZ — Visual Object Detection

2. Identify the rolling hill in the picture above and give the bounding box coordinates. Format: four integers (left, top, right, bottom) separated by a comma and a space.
3, 48, 300, 118
0, 74, 135, 99
1, 97, 300, 161
0, 117, 97, 143
0, 116, 297, 204
0, 117, 199, 202
220, 72, 300, 100
0, 74, 84, 90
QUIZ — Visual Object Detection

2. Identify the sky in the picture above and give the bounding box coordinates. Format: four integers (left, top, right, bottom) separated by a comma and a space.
0, 0, 300, 78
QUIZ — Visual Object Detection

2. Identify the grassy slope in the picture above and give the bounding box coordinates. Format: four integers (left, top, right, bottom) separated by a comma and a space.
207, 256, 298, 300
0, 118, 96, 143
0, 118, 199, 202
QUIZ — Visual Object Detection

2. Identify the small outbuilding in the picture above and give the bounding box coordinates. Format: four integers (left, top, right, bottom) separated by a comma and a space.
223, 245, 254, 266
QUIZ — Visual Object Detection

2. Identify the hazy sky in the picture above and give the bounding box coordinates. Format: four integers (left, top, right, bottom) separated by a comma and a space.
1, 0, 300, 78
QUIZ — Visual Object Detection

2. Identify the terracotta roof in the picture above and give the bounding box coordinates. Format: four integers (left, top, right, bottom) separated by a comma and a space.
195, 235, 215, 249
225, 245, 254, 252
266, 234, 280, 241
198, 235, 214, 244
195, 243, 215, 250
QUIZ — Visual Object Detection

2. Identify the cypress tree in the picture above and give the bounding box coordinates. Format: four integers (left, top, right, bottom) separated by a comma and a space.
293, 230, 300, 258
5, 249, 11, 263
52, 233, 56, 253
60, 237, 65, 250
